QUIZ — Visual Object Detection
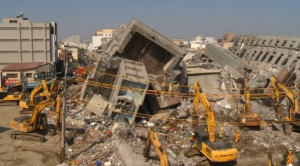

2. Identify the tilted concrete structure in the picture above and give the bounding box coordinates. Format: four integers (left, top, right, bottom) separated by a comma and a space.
229, 35, 300, 85
105, 18, 187, 82
204, 44, 294, 91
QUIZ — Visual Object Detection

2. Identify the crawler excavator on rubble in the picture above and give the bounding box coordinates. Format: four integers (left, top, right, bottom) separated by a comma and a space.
0, 80, 27, 106
270, 75, 300, 135
143, 127, 169, 166
184, 82, 238, 165
238, 73, 264, 130
19, 80, 63, 114
10, 94, 62, 142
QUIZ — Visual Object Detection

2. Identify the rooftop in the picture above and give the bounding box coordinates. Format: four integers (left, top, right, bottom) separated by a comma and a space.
2, 62, 46, 71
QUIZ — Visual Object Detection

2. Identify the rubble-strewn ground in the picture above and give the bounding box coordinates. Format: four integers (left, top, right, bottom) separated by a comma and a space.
2, 83, 300, 166
0, 106, 60, 166
2, 100, 300, 166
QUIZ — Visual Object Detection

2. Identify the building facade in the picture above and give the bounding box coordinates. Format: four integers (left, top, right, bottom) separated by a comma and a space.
0, 13, 57, 85
2, 62, 54, 84
95, 28, 117, 37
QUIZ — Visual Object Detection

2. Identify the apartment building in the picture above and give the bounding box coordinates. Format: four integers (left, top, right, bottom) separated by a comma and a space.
0, 13, 57, 85
95, 28, 117, 37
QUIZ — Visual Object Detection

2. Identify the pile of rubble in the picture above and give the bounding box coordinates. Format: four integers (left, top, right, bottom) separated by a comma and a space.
53, 18, 300, 166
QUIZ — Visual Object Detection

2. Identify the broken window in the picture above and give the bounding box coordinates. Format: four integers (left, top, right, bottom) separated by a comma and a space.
267, 55, 274, 63
290, 41, 296, 48
269, 40, 273, 45
255, 51, 263, 61
274, 54, 283, 64
251, 51, 257, 58
262, 40, 266, 45
281, 58, 289, 66
250, 39, 255, 45
282, 40, 287, 47
261, 53, 269, 62
275, 40, 280, 47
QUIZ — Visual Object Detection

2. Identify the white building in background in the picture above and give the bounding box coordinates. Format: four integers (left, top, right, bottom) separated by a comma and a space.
190, 36, 204, 49
92, 36, 112, 50
61, 35, 88, 49
189, 35, 217, 49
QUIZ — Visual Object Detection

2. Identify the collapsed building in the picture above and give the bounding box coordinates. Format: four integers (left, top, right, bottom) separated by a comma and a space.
87, 18, 188, 123
85, 18, 300, 123
229, 35, 300, 88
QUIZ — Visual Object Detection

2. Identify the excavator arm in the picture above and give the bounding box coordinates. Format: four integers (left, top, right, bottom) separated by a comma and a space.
29, 84, 43, 106
194, 82, 216, 142
30, 98, 55, 129
143, 127, 169, 166
243, 73, 251, 114
40, 80, 51, 98
270, 75, 299, 121
55, 95, 62, 130
50, 80, 62, 93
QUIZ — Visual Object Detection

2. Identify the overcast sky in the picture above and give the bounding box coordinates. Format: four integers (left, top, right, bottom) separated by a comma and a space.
1, 0, 300, 41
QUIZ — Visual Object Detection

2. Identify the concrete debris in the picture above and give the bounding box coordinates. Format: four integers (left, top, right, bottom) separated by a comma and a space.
216, 99, 232, 109
60, 18, 300, 166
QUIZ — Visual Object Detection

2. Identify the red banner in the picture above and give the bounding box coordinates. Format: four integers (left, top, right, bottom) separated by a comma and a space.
5, 79, 19, 86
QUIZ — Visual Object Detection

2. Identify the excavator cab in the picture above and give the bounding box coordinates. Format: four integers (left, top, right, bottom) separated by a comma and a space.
193, 126, 237, 162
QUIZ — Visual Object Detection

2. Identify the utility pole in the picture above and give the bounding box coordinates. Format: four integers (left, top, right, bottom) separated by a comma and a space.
60, 53, 68, 163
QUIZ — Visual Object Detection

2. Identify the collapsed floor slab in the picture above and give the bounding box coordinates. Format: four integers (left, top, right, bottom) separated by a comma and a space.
204, 44, 294, 92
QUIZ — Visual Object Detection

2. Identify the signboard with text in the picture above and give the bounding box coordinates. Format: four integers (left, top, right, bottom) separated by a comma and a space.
34, 72, 54, 81
5, 79, 20, 86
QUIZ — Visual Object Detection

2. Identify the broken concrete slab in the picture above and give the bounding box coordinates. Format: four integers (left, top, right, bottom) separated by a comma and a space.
205, 44, 251, 78
85, 94, 109, 116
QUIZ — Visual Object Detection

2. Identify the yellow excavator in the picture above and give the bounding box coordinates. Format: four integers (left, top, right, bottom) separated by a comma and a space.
270, 75, 299, 135
143, 127, 169, 166
238, 73, 263, 130
0, 81, 27, 106
10, 94, 62, 142
19, 80, 63, 114
184, 82, 238, 164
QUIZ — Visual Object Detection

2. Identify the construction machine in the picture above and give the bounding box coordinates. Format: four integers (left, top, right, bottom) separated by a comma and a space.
19, 80, 63, 113
143, 127, 169, 166
238, 73, 263, 130
184, 82, 238, 164
270, 75, 300, 135
10, 94, 62, 142
267, 154, 276, 166
0, 81, 27, 106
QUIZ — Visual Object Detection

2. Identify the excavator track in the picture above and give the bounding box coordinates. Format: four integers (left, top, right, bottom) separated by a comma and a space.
0, 100, 19, 106
10, 131, 45, 142
184, 147, 202, 158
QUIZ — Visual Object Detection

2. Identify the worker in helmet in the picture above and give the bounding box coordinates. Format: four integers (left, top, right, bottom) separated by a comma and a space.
189, 133, 195, 148
234, 130, 240, 144
281, 147, 293, 166
219, 127, 224, 140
